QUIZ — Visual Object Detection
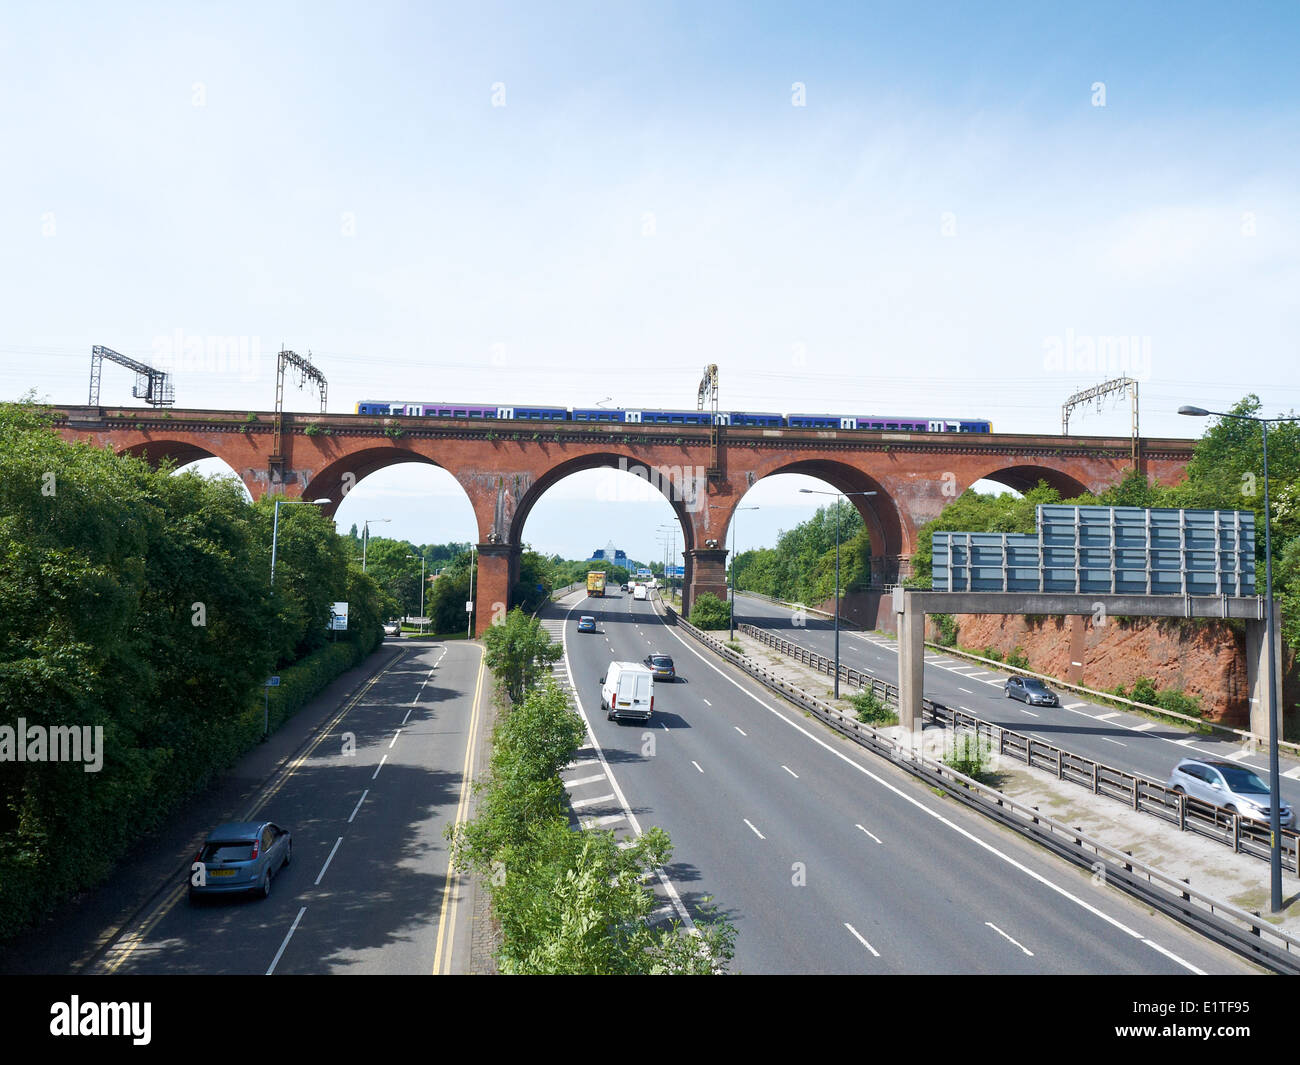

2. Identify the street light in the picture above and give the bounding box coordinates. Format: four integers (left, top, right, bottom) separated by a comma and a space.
800, 488, 878, 698
361, 518, 391, 571
711, 505, 758, 640
270, 497, 332, 585
407, 554, 426, 636
1180, 403, 1286, 913
657, 522, 679, 604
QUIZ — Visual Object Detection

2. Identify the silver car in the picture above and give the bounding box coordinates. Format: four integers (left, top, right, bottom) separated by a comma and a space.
1166, 758, 1294, 827
189, 821, 292, 900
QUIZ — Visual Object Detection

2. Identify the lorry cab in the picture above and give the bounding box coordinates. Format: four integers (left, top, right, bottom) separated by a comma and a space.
600, 661, 654, 722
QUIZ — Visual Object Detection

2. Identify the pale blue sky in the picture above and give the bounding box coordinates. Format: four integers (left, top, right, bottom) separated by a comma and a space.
3, 2, 1297, 564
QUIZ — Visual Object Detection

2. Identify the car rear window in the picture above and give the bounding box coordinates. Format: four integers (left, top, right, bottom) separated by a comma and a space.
651, 656, 673, 667
201, 840, 255, 862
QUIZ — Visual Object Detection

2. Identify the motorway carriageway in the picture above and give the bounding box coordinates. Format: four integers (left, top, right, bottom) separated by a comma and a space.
731, 593, 1300, 814
558, 590, 1256, 974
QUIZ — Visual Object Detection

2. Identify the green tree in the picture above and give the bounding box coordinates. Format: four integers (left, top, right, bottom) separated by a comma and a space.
482, 607, 563, 702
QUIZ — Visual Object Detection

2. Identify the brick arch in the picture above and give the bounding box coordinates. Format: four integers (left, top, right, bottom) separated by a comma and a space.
728, 458, 906, 562
301, 447, 455, 520
972, 463, 1091, 499
506, 450, 700, 553
117, 438, 219, 469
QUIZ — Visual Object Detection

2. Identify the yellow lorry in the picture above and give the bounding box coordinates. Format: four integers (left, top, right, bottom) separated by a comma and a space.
587, 571, 607, 597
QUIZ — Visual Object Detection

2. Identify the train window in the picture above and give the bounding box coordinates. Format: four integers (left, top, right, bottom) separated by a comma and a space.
455, 409, 468, 417
885, 422, 898, 430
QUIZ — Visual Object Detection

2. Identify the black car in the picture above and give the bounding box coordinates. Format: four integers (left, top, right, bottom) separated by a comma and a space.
1004, 675, 1059, 707
644, 653, 676, 681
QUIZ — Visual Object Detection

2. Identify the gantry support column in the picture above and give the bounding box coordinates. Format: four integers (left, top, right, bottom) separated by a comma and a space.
895, 588, 925, 756
1246, 602, 1285, 747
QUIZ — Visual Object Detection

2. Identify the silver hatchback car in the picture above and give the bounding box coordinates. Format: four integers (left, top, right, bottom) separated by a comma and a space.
189, 821, 292, 901
1166, 758, 1294, 827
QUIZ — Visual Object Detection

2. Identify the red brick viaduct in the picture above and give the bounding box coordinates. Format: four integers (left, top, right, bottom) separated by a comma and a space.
52, 406, 1195, 634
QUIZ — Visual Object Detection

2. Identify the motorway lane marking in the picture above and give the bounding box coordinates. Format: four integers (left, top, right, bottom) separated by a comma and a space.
266, 907, 307, 976
572, 793, 617, 809
347, 790, 368, 824
432, 645, 487, 976
958, 687, 974, 694
743, 819, 766, 840
1285, 766, 1300, 781
734, 727, 747, 736
702, 698, 712, 706
1131, 723, 1156, 732
692, 760, 704, 773
1019, 708, 1039, 718
844, 923, 880, 957
371, 754, 389, 779
315, 836, 343, 885
389, 728, 402, 748
985, 922, 1033, 956
97, 647, 410, 975
781, 765, 799, 779
661, 722, 669, 730
565, 773, 609, 788
1102, 737, 1127, 747
1175, 737, 1199, 746
1227, 750, 1254, 762
1065, 702, 1089, 710
1096, 712, 1120, 721
855, 824, 882, 844
585, 814, 627, 828
651, 611, 1207, 973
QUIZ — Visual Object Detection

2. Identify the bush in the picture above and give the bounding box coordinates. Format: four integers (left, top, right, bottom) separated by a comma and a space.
943, 730, 996, 783
689, 592, 731, 630
850, 688, 896, 726
980, 646, 1004, 663
931, 613, 958, 646
1130, 677, 1158, 706
1154, 689, 1203, 718
1005, 646, 1030, 670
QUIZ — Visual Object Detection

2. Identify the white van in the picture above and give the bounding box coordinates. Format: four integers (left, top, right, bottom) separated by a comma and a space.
633, 584, 648, 600
600, 661, 654, 722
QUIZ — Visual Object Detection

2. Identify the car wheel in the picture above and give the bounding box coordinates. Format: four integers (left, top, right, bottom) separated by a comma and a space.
1004, 688, 1011, 698
283, 840, 292, 868
1172, 785, 1184, 794
259, 865, 272, 898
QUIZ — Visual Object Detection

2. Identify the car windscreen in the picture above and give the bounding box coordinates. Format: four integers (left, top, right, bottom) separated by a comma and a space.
200, 840, 255, 862
1217, 766, 1269, 794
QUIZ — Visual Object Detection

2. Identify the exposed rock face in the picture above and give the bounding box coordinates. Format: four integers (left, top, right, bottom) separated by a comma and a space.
929, 613, 1249, 727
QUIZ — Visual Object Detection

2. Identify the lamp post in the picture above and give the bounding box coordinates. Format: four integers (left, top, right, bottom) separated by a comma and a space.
711, 505, 758, 641
406, 554, 426, 636
1180, 403, 1286, 913
270, 497, 332, 585
361, 518, 391, 571
799, 488, 878, 698
657, 523, 678, 605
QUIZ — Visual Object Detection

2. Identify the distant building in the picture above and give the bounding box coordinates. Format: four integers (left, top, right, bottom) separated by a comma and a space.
588, 541, 635, 568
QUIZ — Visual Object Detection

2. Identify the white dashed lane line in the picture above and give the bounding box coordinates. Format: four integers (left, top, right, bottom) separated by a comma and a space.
986, 921, 1034, 956
565, 773, 608, 788
347, 790, 368, 824
315, 836, 343, 886
691, 760, 704, 773
844, 923, 880, 957
781, 765, 799, 779
744, 819, 766, 840
735, 727, 747, 736
855, 824, 882, 844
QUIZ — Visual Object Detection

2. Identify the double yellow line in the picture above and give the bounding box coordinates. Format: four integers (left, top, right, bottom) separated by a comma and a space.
431, 645, 487, 975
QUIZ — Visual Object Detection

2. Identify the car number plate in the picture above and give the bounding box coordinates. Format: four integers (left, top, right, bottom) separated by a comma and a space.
210, 869, 237, 877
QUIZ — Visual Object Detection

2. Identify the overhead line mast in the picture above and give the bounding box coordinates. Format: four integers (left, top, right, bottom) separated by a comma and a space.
1062, 375, 1139, 470
88, 345, 175, 407
269, 348, 328, 489
697, 363, 721, 480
